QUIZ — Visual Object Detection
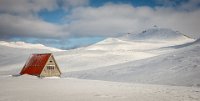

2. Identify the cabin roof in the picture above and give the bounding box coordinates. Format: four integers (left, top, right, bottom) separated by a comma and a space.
20, 53, 51, 75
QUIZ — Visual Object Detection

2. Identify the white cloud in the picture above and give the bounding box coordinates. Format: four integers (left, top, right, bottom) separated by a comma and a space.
0, 0, 89, 14
0, 0, 199, 40
67, 4, 147, 37
0, 14, 69, 38
66, 3, 200, 38
0, 0, 89, 39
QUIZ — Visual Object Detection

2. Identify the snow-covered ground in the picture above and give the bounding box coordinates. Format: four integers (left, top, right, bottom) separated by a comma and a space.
0, 28, 199, 101
0, 75, 200, 101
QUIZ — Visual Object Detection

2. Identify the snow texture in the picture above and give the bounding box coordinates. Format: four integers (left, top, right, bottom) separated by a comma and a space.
0, 28, 199, 101
0, 76, 200, 101
64, 40, 200, 87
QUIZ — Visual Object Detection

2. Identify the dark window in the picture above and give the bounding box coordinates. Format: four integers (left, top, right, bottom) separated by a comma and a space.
47, 65, 55, 70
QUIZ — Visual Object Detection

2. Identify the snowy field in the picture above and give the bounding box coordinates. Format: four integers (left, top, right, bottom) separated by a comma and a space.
0, 28, 200, 101
0, 75, 200, 101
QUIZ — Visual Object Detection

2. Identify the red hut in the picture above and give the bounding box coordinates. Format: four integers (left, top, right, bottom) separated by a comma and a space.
20, 53, 61, 77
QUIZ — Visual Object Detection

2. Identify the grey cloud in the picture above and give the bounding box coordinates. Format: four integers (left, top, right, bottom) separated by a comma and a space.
0, 0, 58, 14
61, 0, 89, 10
0, 0, 89, 14
0, 0, 199, 40
155, 0, 200, 11
66, 3, 200, 38
0, 0, 89, 39
180, 0, 200, 11
0, 14, 69, 38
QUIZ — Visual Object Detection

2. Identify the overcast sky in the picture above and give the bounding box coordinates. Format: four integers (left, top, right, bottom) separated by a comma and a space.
0, 0, 200, 49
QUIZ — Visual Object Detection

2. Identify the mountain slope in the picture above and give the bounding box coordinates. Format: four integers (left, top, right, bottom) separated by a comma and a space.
64, 39, 200, 87
121, 28, 193, 41
57, 28, 196, 72
87, 28, 194, 51
0, 28, 198, 87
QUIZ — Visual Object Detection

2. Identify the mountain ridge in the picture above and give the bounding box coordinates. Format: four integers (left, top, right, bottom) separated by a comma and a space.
120, 28, 194, 42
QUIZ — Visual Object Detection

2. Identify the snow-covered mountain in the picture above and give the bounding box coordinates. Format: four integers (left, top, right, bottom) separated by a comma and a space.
0, 28, 199, 87
0, 41, 63, 52
61, 28, 200, 87
57, 28, 195, 72
121, 28, 192, 41
64, 39, 200, 86
86, 28, 194, 51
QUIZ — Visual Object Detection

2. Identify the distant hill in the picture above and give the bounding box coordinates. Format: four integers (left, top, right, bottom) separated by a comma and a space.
0, 41, 63, 52
121, 28, 193, 41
